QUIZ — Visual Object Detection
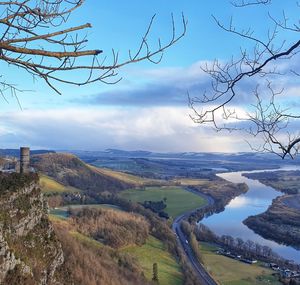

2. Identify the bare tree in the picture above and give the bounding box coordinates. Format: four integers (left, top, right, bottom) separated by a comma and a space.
189, 0, 300, 158
0, 0, 186, 99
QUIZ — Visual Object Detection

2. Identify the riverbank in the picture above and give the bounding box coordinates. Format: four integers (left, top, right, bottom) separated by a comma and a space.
244, 195, 300, 249
187, 180, 248, 222
243, 170, 300, 250
202, 170, 300, 263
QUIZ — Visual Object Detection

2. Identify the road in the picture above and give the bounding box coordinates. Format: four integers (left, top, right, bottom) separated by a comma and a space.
172, 188, 218, 285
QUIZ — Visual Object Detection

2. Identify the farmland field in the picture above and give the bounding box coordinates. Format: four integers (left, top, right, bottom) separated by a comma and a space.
199, 243, 281, 285
119, 186, 206, 217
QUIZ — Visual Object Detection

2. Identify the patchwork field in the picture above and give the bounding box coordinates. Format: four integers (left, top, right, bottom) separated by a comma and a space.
200, 243, 280, 285
122, 236, 184, 285
119, 186, 206, 217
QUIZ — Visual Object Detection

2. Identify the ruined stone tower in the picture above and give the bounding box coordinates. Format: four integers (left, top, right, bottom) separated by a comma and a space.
20, 147, 30, 174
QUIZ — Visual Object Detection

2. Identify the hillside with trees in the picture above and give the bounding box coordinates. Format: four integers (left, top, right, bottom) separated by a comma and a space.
32, 153, 133, 194
70, 208, 150, 248
53, 218, 149, 285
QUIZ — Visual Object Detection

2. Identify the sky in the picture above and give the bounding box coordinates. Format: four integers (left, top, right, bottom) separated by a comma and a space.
0, 0, 299, 152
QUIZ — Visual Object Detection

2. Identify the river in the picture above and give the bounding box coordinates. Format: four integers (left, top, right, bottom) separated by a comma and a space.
202, 166, 300, 263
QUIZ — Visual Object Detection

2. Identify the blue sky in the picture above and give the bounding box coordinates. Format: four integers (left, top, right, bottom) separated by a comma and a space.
0, 1, 299, 152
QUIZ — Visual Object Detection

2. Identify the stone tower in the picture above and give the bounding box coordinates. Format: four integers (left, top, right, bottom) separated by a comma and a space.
20, 147, 30, 174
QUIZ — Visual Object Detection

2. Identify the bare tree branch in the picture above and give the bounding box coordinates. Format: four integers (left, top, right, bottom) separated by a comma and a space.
190, 1, 300, 158
0, 1, 187, 96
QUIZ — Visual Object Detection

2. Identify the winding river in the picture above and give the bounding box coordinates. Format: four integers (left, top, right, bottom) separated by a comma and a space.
202, 166, 300, 263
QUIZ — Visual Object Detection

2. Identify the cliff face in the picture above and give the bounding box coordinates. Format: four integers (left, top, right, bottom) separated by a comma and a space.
0, 173, 64, 285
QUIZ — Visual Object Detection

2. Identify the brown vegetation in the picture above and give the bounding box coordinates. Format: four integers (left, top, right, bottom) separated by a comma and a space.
243, 170, 300, 249
244, 195, 300, 249
47, 195, 63, 208
32, 153, 132, 193
70, 208, 150, 248
243, 171, 300, 195
77, 193, 201, 284
193, 179, 248, 204
53, 221, 149, 285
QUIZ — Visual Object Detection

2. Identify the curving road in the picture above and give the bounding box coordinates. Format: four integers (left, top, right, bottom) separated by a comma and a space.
172, 188, 218, 285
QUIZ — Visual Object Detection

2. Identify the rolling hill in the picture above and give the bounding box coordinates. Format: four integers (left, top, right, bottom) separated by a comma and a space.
32, 153, 133, 193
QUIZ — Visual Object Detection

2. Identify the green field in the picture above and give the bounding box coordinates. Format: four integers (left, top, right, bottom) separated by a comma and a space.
39, 175, 79, 194
119, 186, 206, 217
122, 236, 183, 285
200, 243, 280, 285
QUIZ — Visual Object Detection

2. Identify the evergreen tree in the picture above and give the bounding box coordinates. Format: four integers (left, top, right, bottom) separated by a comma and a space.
152, 263, 159, 283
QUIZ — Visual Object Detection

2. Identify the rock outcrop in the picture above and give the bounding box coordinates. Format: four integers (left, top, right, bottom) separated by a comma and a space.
0, 172, 64, 285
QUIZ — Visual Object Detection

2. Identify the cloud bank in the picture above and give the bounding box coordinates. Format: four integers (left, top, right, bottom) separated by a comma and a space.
0, 107, 251, 152
1, 59, 299, 152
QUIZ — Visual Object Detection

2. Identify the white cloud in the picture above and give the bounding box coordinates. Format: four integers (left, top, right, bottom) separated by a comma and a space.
0, 107, 252, 152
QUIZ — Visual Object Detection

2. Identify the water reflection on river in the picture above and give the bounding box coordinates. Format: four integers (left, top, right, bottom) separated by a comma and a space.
202, 167, 300, 263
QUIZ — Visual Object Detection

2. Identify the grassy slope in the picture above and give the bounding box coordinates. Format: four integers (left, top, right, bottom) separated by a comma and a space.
50, 215, 183, 285
91, 165, 210, 187
33, 153, 132, 193
39, 174, 79, 194
122, 236, 183, 285
173, 178, 209, 186
89, 165, 165, 186
200, 243, 280, 285
50, 204, 122, 219
119, 186, 206, 217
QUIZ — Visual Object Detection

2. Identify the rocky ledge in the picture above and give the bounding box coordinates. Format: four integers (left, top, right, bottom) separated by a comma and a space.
0, 172, 64, 285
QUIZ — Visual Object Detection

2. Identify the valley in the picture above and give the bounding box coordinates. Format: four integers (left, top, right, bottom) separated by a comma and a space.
1, 149, 300, 285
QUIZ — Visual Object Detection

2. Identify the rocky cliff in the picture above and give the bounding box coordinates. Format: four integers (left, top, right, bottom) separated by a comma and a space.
0, 172, 64, 285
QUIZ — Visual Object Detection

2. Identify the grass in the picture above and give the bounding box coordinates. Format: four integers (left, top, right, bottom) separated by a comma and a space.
39, 174, 79, 194
49, 214, 104, 249
200, 243, 281, 285
119, 186, 206, 217
172, 178, 210, 186
49, 204, 122, 219
50, 212, 184, 285
122, 236, 183, 285
70, 230, 104, 249
89, 165, 165, 186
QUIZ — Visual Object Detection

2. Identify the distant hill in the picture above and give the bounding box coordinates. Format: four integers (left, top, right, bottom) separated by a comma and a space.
70, 148, 300, 164
0, 148, 55, 157
32, 153, 132, 193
